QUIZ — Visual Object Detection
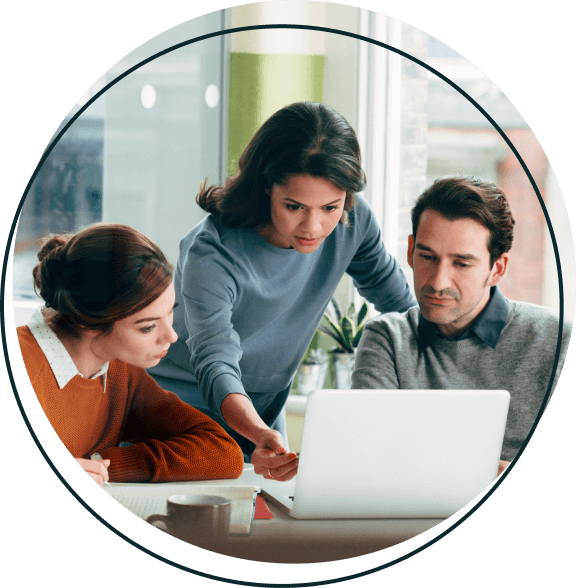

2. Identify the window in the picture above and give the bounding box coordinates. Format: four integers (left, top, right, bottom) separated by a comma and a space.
13, 12, 225, 321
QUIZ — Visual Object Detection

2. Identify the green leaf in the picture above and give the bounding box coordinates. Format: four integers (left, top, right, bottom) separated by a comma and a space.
321, 297, 370, 352
323, 313, 343, 337
330, 296, 343, 322
318, 323, 339, 341
357, 301, 368, 328
352, 328, 364, 348
317, 324, 347, 350
347, 302, 356, 319
340, 316, 355, 352
324, 299, 339, 323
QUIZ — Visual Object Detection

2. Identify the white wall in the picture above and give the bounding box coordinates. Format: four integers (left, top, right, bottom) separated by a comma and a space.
13, 300, 43, 328
544, 168, 575, 317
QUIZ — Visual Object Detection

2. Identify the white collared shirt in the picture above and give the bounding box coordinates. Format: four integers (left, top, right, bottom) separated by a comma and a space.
28, 307, 109, 393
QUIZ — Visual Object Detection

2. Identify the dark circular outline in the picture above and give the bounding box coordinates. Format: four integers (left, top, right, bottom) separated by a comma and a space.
1, 23, 565, 587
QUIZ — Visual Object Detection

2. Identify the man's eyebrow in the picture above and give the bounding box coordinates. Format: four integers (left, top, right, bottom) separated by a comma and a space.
133, 302, 178, 324
414, 243, 480, 261
452, 253, 480, 261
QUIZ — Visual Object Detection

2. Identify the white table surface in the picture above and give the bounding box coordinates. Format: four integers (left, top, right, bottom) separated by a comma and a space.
137, 464, 443, 563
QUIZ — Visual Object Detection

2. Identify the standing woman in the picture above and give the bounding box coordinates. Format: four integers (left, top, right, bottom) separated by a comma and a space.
17, 224, 244, 486
149, 102, 417, 481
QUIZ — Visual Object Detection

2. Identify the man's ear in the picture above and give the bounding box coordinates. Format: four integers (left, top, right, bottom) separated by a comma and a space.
407, 235, 415, 269
489, 253, 509, 285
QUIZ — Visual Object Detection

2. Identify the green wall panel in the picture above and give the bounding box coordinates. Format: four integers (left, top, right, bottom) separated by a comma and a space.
228, 52, 325, 176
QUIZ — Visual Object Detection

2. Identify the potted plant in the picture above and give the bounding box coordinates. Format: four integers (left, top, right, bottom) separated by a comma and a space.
317, 296, 369, 388
297, 347, 329, 395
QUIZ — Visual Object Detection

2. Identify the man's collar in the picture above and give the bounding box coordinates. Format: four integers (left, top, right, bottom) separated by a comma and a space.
417, 286, 509, 352
27, 307, 108, 391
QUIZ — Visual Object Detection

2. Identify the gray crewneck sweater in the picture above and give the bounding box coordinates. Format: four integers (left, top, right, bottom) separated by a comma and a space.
352, 301, 571, 461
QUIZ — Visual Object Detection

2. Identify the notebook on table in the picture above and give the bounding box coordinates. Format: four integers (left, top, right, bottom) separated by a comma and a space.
262, 389, 510, 519
106, 484, 258, 535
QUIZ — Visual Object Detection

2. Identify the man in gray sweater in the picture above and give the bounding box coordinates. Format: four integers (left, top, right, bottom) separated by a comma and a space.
352, 176, 571, 473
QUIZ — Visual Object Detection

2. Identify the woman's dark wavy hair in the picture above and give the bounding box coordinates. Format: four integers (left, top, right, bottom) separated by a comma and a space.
33, 223, 173, 338
197, 101, 367, 227
411, 175, 515, 267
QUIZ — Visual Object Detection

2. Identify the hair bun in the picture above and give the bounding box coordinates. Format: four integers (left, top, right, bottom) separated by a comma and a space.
33, 234, 71, 310
36, 234, 69, 263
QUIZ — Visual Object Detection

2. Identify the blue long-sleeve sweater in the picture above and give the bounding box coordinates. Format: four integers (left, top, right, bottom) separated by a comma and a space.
149, 195, 416, 421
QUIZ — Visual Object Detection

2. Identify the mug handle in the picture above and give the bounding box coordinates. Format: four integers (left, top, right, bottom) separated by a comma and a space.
146, 514, 173, 534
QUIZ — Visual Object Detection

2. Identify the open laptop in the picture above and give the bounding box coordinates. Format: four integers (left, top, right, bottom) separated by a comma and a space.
262, 389, 510, 519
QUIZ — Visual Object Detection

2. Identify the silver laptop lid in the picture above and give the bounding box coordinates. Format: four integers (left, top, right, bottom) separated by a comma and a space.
291, 389, 510, 519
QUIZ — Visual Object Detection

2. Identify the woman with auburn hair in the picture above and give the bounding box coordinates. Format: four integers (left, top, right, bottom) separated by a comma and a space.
18, 223, 244, 486
149, 102, 417, 482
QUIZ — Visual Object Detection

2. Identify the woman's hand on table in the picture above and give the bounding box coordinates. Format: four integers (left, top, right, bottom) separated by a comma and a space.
75, 457, 110, 487
251, 430, 299, 482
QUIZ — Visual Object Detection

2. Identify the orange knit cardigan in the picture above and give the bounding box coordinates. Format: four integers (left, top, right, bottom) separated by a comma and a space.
17, 326, 244, 483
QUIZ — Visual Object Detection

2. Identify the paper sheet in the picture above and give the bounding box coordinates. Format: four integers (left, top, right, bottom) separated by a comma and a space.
105, 484, 258, 535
